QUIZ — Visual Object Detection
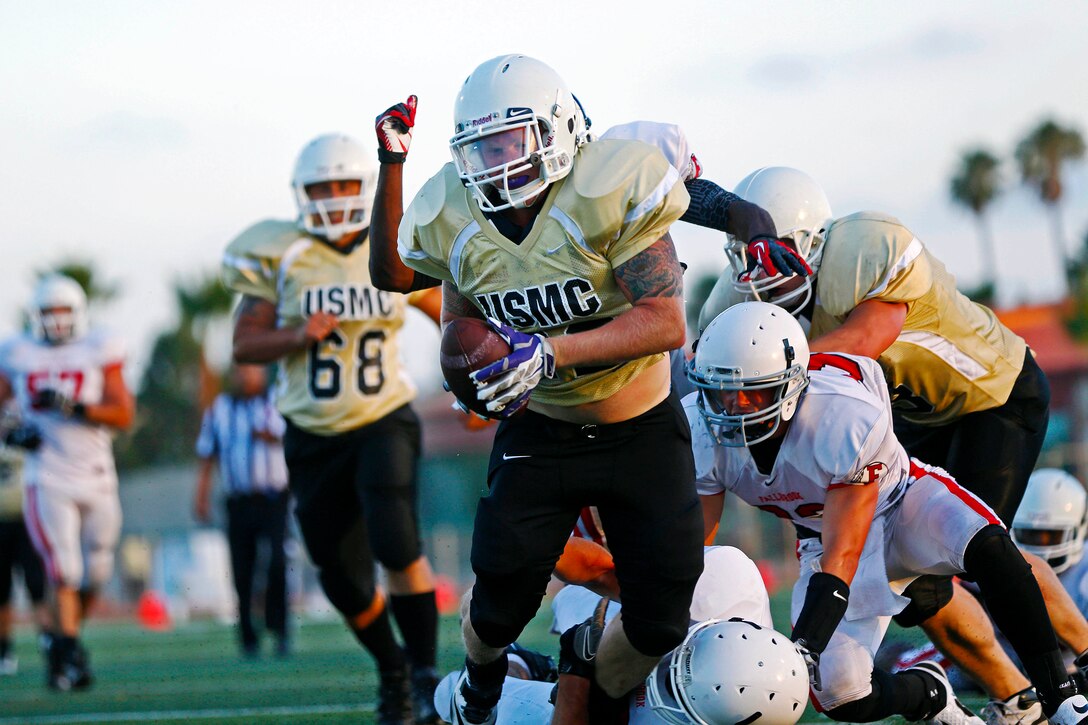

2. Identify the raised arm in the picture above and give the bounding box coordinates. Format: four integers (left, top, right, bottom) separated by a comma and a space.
232, 295, 338, 364
369, 95, 441, 293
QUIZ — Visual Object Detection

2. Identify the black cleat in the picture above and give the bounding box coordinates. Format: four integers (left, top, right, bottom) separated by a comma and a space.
410, 666, 441, 724
376, 665, 413, 725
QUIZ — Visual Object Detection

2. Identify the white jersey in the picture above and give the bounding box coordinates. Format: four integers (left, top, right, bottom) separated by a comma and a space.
600, 121, 702, 183
0, 331, 125, 493
689, 353, 910, 533
436, 546, 773, 725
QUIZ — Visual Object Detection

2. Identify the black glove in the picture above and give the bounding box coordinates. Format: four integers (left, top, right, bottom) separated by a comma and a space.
4, 424, 42, 451
743, 236, 813, 280
794, 640, 823, 691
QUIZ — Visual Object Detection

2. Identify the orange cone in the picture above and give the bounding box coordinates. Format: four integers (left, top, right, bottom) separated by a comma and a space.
137, 591, 173, 632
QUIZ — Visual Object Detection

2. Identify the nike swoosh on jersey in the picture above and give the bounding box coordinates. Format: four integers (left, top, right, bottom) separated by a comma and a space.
502, 453, 532, 460
545, 241, 566, 254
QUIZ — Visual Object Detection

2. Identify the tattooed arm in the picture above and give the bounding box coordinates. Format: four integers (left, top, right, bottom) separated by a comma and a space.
440, 281, 485, 328
549, 235, 686, 369
232, 294, 339, 363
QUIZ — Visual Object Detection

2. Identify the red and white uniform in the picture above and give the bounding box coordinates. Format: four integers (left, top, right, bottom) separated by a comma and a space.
687, 353, 1002, 710
434, 545, 772, 724
0, 331, 126, 588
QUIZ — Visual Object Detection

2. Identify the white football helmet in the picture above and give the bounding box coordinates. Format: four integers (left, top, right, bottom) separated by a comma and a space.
688, 302, 810, 447
291, 134, 378, 242
647, 618, 808, 725
724, 167, 834, 314
1013, 469, 1088, 574
30, 275, 88, 345
450, 54, 589, 212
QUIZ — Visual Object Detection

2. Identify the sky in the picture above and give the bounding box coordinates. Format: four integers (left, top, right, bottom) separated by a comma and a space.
1, 0, 1086, 393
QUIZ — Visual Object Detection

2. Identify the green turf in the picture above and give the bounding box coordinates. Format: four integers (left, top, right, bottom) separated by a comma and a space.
0, 592, 989, 724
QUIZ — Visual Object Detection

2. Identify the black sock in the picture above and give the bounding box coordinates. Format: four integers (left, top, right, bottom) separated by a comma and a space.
0, 637, 10, 658
1024, 651, 1077, 715
390, 591, 438, 670
349, 610, 405, 673
825, 668, 940, 722
464, 652, 508, 709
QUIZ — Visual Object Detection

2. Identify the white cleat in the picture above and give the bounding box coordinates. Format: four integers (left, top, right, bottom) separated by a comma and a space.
0, 655, 17, 676
907, 660, 984, 725
981, 687, 1045, 725
1047, 694, 1088, 725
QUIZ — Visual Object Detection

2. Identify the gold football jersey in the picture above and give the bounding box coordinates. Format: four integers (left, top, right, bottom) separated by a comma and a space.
222, 221, 425, 434
399, 139, 689, 407
697, 212, 1026, 426
810, 212, 1025, 426
0, 446, 24, 521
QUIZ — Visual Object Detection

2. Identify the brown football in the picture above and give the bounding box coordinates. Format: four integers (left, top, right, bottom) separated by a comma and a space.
440, 318, 512, 419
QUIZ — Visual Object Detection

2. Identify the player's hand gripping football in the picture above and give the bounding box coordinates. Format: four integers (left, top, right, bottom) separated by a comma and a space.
470, 319, 556, 418
742, 235, 812, 281
375, 95, 417, 164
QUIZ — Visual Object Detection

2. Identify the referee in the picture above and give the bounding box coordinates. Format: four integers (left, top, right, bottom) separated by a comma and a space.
194, 363, 290, 658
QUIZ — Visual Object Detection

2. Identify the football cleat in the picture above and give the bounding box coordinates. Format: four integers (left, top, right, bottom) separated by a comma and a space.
1047, 694, 1088, 725
907, 660, 984, 725
0, 654, 16, 676
376, 665, 413, 725
410, 666, 441, 725
448, 668, 498, 725
981, 687, 1046, 725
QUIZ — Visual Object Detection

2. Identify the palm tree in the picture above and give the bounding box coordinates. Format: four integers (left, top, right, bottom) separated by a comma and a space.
37, 258, 119, 304
950, 149, 1002, 304
1015, 119, 1086, 283
117, 271, 235, 469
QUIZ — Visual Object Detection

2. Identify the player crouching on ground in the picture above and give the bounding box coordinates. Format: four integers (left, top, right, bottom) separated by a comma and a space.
690, 301, 1088, 724
0, 275, 134, 690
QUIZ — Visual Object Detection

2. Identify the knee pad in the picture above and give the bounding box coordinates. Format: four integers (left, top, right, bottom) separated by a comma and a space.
318, 566, 376, 618
469, 572, 546, 650
619, 611, 688, 658
963, 525, 1031, 586
892, 575, 954, 627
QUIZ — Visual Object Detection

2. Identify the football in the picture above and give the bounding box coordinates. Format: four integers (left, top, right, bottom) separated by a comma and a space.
440, 318, 512, 418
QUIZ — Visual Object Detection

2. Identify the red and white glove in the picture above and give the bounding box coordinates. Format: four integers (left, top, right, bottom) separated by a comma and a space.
375, 95, 417, 164
741, 236, 813, 281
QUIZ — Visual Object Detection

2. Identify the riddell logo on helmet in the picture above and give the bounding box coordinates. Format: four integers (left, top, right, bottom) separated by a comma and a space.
469, 113, 497, 127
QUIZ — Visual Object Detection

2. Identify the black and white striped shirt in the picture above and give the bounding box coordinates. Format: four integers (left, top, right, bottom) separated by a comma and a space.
196, 392, 288, 497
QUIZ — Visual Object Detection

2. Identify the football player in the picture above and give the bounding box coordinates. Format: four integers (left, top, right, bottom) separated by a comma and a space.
432, 541, 805, 725
690, 301, 1088, 724
0, 409, 50, 676
222, 134, 443, 725
698, 167, 1088, 718
0, 275, 134, 690
386, 54, 709, 724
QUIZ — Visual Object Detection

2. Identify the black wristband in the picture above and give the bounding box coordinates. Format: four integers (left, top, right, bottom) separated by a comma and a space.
791, 572, 849, 655
71, 402, 87, 420
377, 148, 406, 164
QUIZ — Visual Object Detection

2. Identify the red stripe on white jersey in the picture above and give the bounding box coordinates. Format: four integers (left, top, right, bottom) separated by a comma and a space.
908, 459, 1003, 527
24, 487, 62, 584
570, 507, 607, 549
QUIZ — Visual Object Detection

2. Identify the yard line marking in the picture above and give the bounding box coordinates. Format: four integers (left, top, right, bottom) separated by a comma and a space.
0, 702, 374, 724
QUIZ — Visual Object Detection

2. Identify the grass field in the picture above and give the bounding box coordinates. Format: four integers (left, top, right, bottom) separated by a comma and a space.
0, 592, 989, 724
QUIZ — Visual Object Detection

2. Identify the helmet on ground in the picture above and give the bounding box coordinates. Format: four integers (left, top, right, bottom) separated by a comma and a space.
688, 302, 810, 447
646, 618, 808, 725
450, 54, 588, 212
